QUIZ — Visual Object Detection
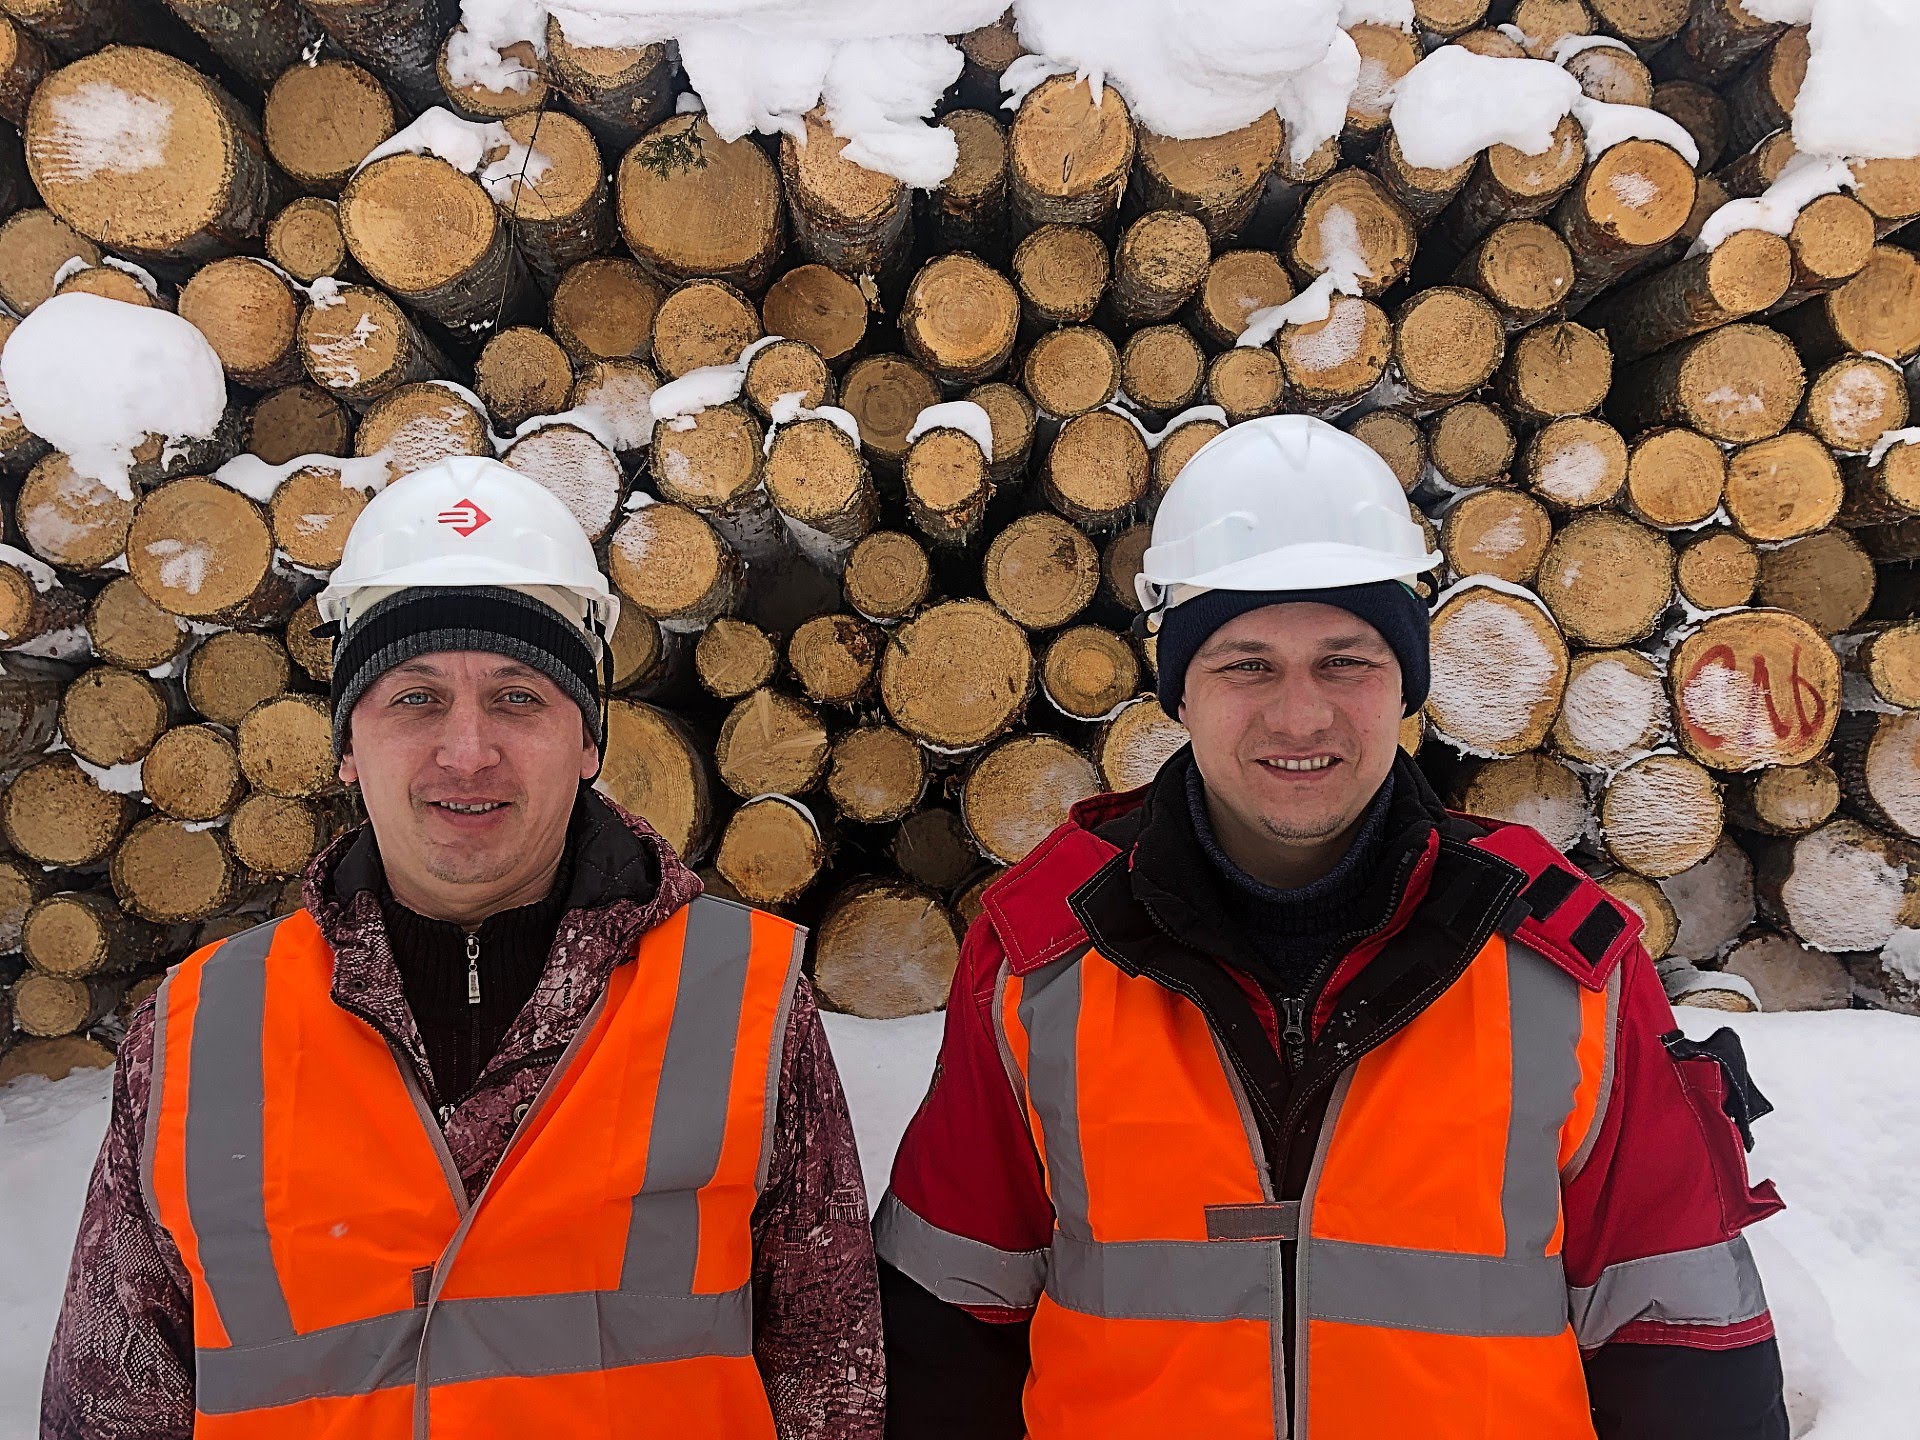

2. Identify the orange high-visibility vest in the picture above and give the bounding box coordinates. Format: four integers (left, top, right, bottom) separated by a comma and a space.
996, 928, 1616, 1440
141, 895, 803, 1438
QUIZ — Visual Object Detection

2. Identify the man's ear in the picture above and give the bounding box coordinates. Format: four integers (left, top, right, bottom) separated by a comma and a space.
339, 750, 357, 785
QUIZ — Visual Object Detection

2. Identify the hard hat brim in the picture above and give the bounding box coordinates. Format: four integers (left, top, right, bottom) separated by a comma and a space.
1142, 541, 1441, 597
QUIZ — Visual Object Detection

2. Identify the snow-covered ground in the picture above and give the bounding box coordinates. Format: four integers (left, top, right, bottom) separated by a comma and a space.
1, 1007, 1913, 1438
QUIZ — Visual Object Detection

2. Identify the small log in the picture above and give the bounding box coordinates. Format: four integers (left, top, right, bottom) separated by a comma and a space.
1458, 752, 1590, 853
1, 754, 133, 866
1651, 80, 1730, 173
1623, 427, 1726, 529
1277, 295, 1393, 418
1773, 244, 1920, 367
1022, 324, 1120, 419
1850, 156, 1920, 236
567, 357, 659, 453
1722, 431, 1842, 543
1853, 517, 1920, 564
24, 890, 163, 983
58, 664, 168, 767
788, 614, 882, 708
474, 326, 573, 431
1596, 870, 1678, 959
0, 854, 51, 952
608, 500, 743, 634
126, 478, 290, 623
227, 791, 324, 878
1536, 511, 1673, 646
25, 47, 282, 262
780, 108, 910, 281
0, 14, 49, 129
178, 257, 303, 390
84, 577, 183, 675
341, 151, 530, 334
1349, 411, 1426, 493
954, 8, 1022, 107
714, 796, 827, 911
1830, 711, 1920, 841
110, 815, 237, 923
353, 381, 490, 482
1564, 38, 1653, 104
714, 688, 829, 799
838, 353, 939, 469
1008, 74, 1135, 233
827, 725, 927, 826
262, 59, 396, 196
983, 513, 1098, 631
843, 531, 931, 625
608, 606, 668, 696
1287, 169, 1415, 297
1189, 248, 1292, 349
966, 380, 1037, 486
1150, 416, 1226, 506
925, 110, 1008, 260
1443, 115, 1586, 249
1206, 346, 1284, 422
742, 338, 833, 419
1439, 487, 1553, 585
11, 969, 123, 1037
1796, 355, 1907, 456
1120, 325, 1205, 416
962, 734, 1100, 866
1012, 222, 1108, 327
1722, 931, 1851, 1012
502, 424, 624, 542
1669, 608, 1841, 771
1041, 625, 1139, 722
51, 257, 164, 307
1676, 529, 1759, 610
811, 877, 960, 1020
598, 698, 715, 862
0, 1034, 115, 1081
1551, 647, 1670, 768
0, 656, 62, 767
1521, 415, 1628, 511
761, 264, 867, 369
1414, 0, 1492, 38
1755, 819, 1920, 954
881, 599, 1032, 753
1601, 754, 1723, 879
1726, 758, 1841, 837
1043, 410, 1149, 532
283, 594, 332, 685
1367, 285, 1505, 416
650, 403, 782, 562
890, 808, 977, 899
1552, 138, 1699, 302
1496, 320, 1612, 425
1092, 695, 1189, 791
1425, 399, 1516, 490
1658, 836, 1757, 960
1369, 133, 1474, 229
1451, 219, 1574, 331
1343, 23, 1421, 145
1109, 210, 1209, 328
496, 110, 614, 286
1843, 620, 1920, 711
1585, 229, 1792, 362
903, 427, 991, 549
650, 277, 761, 379
617, 115, 784, 293
1754, 528, 1876, 634
900, 252, 1020, 385
1609, 321, 1803, 443
141, 723, 243, 822
0, 552, 83, 649
245, 382, 351, 464
437, 31, 546, 123
1722, 24, 1807, 157
236, 692, 333, 798
265, 196, 349, 283
1673, 0, 1784, 75
295, 0, 448, 108
299, 284, 450, 404
1770, 192, 1874, 311
0, 207, 98, 315
550, 256, 661, 364
184, 630, 289, 726
543, 21, 673, 152
1130, 114, 1280, 244
1426, 584, 1569, 755
764, 417, 877, 572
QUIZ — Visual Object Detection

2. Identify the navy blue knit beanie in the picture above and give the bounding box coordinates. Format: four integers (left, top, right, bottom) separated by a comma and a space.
1154, 581, 1431, 720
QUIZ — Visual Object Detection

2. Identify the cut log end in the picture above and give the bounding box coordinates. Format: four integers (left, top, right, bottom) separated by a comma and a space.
881, 600, 1033, 752
963, 735, 1100, 866
811, 879, 960, 1020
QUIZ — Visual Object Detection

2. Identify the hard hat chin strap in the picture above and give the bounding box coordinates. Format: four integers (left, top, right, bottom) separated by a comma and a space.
587, 611, 612, 785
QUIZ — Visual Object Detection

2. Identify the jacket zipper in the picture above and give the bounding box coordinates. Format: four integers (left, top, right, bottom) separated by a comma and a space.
466, 934, 481, 1005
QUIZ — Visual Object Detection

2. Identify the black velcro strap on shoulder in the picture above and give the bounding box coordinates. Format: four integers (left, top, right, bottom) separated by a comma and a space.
1663, 1027, 1774, 1151
1519, 867, 1581, 921
1569, 902, 1628, 965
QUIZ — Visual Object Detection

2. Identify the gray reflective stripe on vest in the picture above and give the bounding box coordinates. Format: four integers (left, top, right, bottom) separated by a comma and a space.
1567, 1234, 1768, 1349
1015, 955, 1091, 1239
196, 1286, 753, 1414
137, 974, 173, 1227
873, 1191, 1048, 1310
183, 919, 292, 1345
622, 895, 758, 1295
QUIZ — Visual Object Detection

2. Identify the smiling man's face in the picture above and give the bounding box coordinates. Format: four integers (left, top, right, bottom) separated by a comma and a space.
339, 651, 597, 925
1179, 601, 1404, 888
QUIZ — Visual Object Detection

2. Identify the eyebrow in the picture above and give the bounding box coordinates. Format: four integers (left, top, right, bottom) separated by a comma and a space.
384, 659, 546, 682
1197, 631, 1392, 659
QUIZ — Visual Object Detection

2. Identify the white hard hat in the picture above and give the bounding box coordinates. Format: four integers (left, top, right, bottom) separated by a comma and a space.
318, 455, 618, 643
1135, 415, 1439, 625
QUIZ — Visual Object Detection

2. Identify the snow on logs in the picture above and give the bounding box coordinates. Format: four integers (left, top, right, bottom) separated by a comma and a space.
2, 14, 1919, 1050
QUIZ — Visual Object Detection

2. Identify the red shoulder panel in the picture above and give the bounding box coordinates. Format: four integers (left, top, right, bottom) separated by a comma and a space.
980, 811, 1128, 976
1465, 816, 1643, 991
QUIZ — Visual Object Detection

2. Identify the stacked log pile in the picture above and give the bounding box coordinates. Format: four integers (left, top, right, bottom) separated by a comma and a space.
0, 0, 1917, 1076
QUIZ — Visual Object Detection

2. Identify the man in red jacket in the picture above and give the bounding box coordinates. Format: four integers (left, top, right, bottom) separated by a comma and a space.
877, 416, 1786, 1439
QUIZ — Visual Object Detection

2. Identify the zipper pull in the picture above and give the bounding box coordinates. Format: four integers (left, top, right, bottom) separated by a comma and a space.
1281, 997, 1308, 1071
466, 933, 481, 1006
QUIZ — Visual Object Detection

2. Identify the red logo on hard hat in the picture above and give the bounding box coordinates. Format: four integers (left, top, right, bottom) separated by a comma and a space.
437, 500, 491, 537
